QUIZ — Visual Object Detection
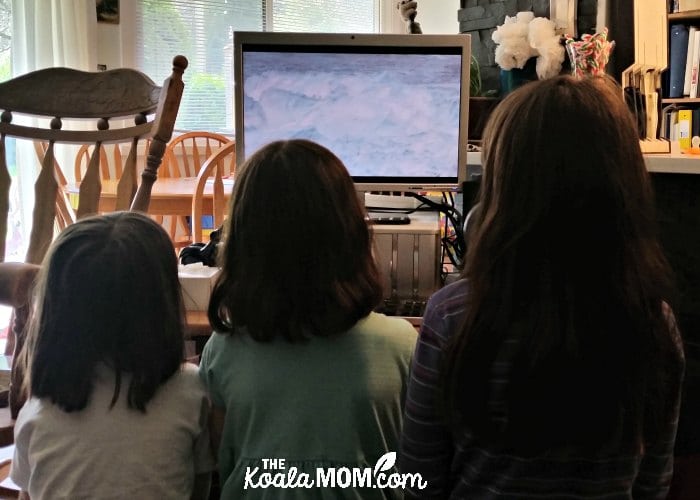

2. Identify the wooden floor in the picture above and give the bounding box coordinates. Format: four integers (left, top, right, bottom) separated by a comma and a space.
0, 460, 17, 499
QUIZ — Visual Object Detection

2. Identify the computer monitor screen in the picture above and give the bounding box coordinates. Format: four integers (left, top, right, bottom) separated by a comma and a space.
233, 32, 471, 191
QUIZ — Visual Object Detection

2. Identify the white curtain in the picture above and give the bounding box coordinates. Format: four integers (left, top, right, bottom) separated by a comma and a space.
10, 0, 97, 258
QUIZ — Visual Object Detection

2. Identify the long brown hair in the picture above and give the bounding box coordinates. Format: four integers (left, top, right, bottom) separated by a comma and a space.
444, 75, 682, 454
208, 139, 382, 341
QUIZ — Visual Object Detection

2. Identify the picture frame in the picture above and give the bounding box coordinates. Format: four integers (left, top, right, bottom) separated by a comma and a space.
96, 0, 120, 25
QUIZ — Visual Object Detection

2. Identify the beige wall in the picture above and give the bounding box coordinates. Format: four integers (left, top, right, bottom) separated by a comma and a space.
416, 0, 460, 34
96, 0, 136, 70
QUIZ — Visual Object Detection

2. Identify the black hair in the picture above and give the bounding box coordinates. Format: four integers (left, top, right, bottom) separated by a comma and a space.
25, 211, 185, 412
208, 139, 382, 341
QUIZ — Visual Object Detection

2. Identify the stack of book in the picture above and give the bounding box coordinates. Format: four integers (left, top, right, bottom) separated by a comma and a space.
661, 106, 700, 149
667, 24, 700, 99
665, 16, 700, 149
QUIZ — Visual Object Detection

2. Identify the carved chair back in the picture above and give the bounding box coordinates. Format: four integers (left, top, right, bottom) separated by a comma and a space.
0, 55, 187, 264
0, 56, 188, 418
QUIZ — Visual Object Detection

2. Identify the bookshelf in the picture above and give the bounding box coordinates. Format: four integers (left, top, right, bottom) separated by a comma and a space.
663, 6, 700, 148
466, 152, 700, 173
669, 9, 700, 21
645, 152, 700, 172
662, 97, 700, 103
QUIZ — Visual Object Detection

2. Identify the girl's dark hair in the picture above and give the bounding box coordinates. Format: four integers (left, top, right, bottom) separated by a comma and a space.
209, 139, 382, 341
444, 75, 683, 454
25, 211, 185, 413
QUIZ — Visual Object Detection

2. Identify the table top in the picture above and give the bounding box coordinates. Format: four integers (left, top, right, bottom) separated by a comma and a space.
65, 177, 234, 216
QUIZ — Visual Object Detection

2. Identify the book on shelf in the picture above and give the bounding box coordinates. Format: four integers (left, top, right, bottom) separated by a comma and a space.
683, 26, 698, 96
679, 109, 693, 148
672, 109, 680, 141
692, 107, 700, 142
670, 24, 689, 98
689, 29, 700, 97
661, 106, 700, 147
661, 104, 677, 140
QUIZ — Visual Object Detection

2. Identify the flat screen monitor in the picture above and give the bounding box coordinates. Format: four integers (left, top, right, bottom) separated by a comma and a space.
233, 31, 471, 192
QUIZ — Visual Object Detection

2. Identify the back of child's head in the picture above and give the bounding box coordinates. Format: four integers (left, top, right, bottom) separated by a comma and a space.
25, 211, 185, 413
209, 138, 382, 341
449, 75, 679, 453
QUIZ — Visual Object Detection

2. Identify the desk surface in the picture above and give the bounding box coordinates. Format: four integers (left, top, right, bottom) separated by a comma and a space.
185, 310, 210, 337
467, 150, 700, 175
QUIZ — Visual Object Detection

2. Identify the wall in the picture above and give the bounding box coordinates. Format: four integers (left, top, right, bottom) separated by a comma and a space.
96, 0, 136, 70
415, 0, 461, 34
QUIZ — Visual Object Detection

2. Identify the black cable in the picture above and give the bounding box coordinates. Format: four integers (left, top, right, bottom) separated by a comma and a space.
365, 194, 467, 277
404, 192, 466, 270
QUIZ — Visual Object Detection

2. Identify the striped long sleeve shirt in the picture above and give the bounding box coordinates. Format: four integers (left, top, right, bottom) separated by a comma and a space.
399, 279, 684, 499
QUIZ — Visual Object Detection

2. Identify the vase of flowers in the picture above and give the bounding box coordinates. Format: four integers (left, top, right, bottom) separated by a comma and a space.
492, 12, 566, 95
499, 56, 538, 95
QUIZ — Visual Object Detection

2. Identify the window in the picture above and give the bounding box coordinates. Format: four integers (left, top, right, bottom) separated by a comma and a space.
0, 0, 9, 81
0, 0, 21, 262
0, 0, 14, 337
136, 0, 381, 133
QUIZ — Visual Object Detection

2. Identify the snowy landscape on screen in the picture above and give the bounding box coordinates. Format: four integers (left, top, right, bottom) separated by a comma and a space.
242, 51, 462, 179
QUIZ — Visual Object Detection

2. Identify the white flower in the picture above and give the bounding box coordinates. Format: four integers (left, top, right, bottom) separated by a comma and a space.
492, 12, 565, 79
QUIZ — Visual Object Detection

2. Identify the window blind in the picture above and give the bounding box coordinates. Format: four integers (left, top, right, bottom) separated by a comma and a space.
136, 0, 379, 133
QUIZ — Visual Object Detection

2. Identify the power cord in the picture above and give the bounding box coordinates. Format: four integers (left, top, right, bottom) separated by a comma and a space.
405, 192, 466, 274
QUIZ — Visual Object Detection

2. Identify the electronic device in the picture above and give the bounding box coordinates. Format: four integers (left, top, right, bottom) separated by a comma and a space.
372, 214, 442, 326
233, 31, 471, 192
369, 215, 411, 225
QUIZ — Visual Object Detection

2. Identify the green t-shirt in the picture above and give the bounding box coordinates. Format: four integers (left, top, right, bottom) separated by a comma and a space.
199, 312, 417, 499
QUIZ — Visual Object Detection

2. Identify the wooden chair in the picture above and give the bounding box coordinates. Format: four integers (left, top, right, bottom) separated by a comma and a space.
0, 263, 39, 436
191, 140, 236, 244
74, 139, 176, 182
73, 142, 180, 241
0, 55, 188, 419
165, 131, 230, 178
162, 131, 230, 246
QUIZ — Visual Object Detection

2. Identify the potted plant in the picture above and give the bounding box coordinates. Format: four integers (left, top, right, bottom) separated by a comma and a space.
468, 56, 500, 142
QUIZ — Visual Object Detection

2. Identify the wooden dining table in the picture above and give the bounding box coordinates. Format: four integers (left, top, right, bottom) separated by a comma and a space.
65, 177, 234, 217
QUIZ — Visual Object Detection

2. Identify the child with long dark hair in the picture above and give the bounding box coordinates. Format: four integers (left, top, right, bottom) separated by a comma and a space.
199, 139, 417, 498
399, 75, 685, 498
11, 211, 214, 499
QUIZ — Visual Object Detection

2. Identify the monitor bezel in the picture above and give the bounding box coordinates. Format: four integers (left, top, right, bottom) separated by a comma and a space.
233, 31, 471, 192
